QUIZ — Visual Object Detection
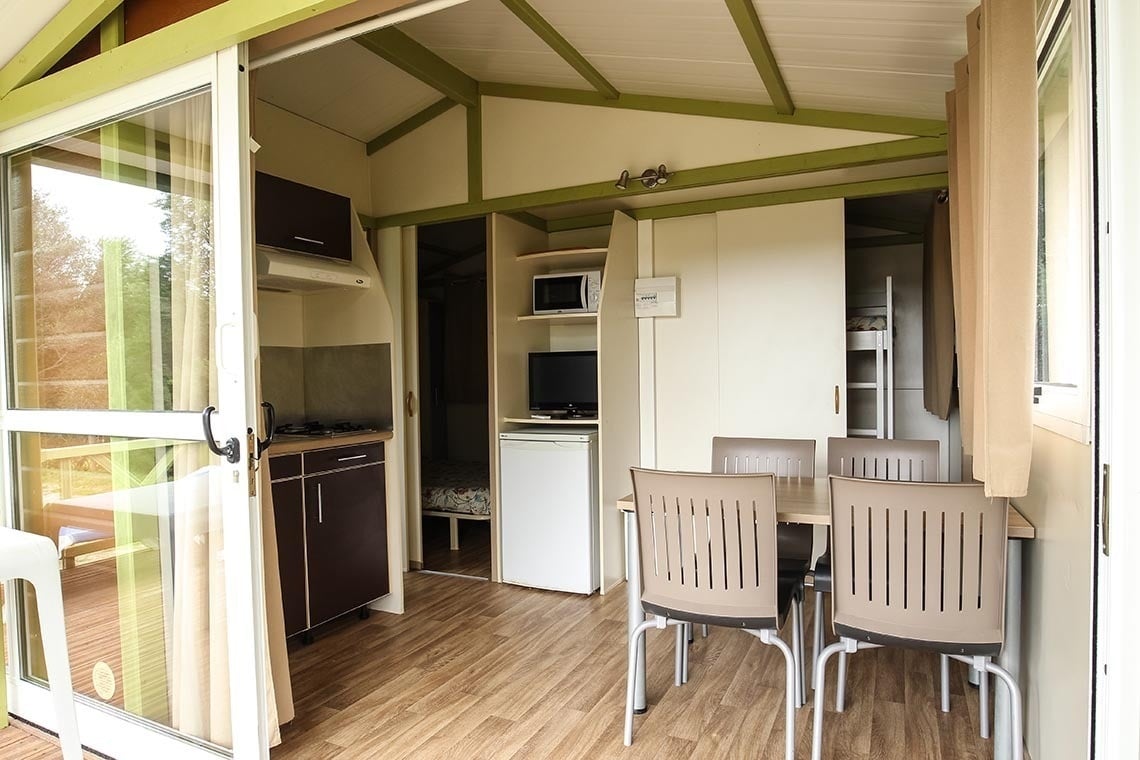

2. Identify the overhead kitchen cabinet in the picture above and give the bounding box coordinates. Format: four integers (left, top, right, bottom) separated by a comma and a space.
255, 171, 352, 261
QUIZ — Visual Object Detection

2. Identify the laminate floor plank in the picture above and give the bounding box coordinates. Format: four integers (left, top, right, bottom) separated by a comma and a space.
4, 572, 1013, 759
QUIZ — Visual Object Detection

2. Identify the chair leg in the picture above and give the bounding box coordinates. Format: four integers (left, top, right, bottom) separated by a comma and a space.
981, 658, 1022, 760
835, 649, 849, 712
682, 623, 690, 684
674, 623, 685, 687
811, 590, 824, 685
941, 654, 951, 713
979, 657, 991, 739
27, 567, 82, 760
701, 624, 708, 638
812, 640, 852, 760
756, 629, 797, 760
791, 598, 806, 707
624, 618, 660, 746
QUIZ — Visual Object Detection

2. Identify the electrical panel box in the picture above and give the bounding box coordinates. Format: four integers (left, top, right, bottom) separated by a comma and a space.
634, 276, 679, 318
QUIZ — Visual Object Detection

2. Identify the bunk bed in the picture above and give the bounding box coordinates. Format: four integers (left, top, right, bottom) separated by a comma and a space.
846, 275, 895, 439
421, 460, 491, 550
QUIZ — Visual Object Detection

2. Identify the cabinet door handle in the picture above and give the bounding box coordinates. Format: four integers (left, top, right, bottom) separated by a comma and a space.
317, 482, 323, 524
293, 235, 325, 246
834, 385, 840, 415
338, 454, 368, 462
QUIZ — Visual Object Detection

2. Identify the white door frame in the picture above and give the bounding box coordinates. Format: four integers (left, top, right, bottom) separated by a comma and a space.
1093, 0, 1140, 756
0, 47, 269, 760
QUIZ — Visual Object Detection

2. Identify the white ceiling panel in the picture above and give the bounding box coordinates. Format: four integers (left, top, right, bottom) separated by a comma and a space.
399, 0, 587, 89
0, 0, 69, 69
256, 40, 443, 143
530, 0, 772, 105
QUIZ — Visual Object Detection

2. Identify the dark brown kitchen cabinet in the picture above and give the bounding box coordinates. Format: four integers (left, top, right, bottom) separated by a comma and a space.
269, 443, 388, 640
271, 477, 308, 638
255, 172, 352, 262
305, 465, 388, 627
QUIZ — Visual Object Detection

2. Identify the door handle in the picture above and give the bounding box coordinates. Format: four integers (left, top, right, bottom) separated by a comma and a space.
406, 391, 416, 418
202, 406, 241, 464
256, 401, 275, 458
834, 386, 840, 415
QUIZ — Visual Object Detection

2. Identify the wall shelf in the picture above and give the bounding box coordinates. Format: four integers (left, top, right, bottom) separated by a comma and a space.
517, 313, 598, 324
516, 246, 607, 261
502, 417, 600, 426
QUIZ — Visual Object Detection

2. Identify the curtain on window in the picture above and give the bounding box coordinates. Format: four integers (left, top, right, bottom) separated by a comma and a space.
946, 0, 1038, 497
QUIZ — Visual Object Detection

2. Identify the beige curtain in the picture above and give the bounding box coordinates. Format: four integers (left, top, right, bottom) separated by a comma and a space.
923, 198, 955, 420
946, 0, 1038, 497
168, 93, 230, 745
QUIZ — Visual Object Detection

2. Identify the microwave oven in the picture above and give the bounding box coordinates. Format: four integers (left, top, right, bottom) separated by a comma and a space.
533, 270, 602, 315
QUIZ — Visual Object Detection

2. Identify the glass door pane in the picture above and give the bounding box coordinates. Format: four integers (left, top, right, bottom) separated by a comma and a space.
2, 77, 255, 756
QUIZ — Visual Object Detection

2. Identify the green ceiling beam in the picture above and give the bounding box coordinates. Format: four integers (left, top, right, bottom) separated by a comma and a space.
478, 82, 945, 137
355, 27, 478, 108
630, 173, 948, 222
724, 0, 794, 115
546, 212, 612, 233
846, 233, 926, 249
498, 0, 618, 99
0, 0, 123, 97
467, 100, 482, 202
371, 135, 945, 228
505, 211, 547, 232
366, 98, 457, 155
0, 0, 369, 132
847, 212, 926, 235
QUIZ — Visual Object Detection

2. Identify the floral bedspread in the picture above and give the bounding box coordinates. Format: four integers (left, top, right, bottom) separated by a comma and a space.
422, 460, 491, 516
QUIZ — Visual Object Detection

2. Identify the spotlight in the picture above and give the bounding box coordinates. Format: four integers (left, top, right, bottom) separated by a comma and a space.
615, 170, 629, 190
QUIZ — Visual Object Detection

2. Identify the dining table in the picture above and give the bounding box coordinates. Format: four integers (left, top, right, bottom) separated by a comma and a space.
616, 475, 1036, 760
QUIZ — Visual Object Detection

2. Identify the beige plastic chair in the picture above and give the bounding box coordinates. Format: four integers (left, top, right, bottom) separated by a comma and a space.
811, 476, 1021, 760
625, 468, 800, 760
819, 437, 941, 709
711, 436, 814, 704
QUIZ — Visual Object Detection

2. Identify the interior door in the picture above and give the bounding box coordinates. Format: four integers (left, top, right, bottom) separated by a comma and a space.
0, 47, 268, 760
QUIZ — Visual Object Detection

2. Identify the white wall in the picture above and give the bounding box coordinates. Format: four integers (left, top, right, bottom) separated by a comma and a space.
481, 97, 900, 199
254, 99, 372, 213
651, 200, 848, 476
368, 104, 467, 217
1015, 429, 1093, 760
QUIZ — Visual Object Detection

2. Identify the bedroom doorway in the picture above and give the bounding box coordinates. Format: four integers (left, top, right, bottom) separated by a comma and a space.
414, 218, 491, 580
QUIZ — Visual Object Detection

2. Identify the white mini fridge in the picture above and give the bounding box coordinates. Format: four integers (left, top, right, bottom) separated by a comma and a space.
499, 427, 599, 594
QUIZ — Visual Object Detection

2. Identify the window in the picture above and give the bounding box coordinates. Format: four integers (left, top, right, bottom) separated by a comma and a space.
1034, 10, 1092, 441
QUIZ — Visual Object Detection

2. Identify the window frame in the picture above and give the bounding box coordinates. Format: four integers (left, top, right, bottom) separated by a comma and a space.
1033, 1, 1094, 443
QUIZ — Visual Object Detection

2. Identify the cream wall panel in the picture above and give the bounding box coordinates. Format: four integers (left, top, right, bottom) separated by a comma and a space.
652, 214, 720, 471
369, 104, 467, 217
482, 96, 899, 199
1016, 430, 1093, 760
713, 201, 847, 476
304, 215, 394, 348
253, 99, 372, 215
257, 292, 304, 347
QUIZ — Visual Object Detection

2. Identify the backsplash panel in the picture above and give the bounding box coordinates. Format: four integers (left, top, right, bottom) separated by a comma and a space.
261, 347, 306, 424
260, 343, 393, 430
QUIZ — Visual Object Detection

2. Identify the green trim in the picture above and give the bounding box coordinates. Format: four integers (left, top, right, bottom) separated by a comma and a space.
366, 98, 456, 155
847, 212, 926, 235
478, 82, 945, 137
546, 212, 612, 233
100, 5, 125, 51
498, 0, 618, 99
373, 136, 945, 227
0, 0, 123, 97
0, 0, 366, 132
846, 233, 925, 249
724, 0, 794, 115
506, 211, 547, 232
630, 173, 949, 222
354, 28, 478, 108
467, 101, 482, 202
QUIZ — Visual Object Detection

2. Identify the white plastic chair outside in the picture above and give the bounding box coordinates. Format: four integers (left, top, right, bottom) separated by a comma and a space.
0, 526, 83, 760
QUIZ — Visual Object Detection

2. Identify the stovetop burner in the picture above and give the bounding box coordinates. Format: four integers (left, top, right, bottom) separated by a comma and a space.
275, 420, 376, 437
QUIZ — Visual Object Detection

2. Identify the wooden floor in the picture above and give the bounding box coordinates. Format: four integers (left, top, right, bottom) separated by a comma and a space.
4, 571, 998, 759
421, 516, 491, 579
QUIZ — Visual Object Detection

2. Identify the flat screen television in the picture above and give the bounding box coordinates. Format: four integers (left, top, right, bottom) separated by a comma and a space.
528, 351, 598, 416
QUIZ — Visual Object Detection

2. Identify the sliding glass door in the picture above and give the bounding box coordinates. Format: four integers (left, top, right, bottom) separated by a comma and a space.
0, 48, 267, 759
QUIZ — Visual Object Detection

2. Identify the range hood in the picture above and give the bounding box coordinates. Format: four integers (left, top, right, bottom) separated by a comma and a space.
256, 246, 372, 293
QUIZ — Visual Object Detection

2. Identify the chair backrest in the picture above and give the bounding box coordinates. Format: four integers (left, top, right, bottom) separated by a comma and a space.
828, 476, 1010, 649
827, 437, 939, 482
712, 437, 816, 478
630, 467, 780, 624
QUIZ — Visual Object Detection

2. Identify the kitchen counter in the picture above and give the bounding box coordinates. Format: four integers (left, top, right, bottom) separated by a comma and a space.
268, 430, 393, 456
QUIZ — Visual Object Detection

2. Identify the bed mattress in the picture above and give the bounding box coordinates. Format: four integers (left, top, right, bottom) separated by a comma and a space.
846, 315, 888, 332
422, 460, 491, 516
